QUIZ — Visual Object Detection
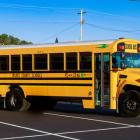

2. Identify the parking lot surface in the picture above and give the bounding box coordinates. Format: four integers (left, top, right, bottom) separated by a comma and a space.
0, 102, 139, 140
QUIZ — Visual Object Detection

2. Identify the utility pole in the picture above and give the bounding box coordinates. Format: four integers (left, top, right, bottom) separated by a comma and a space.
78, 9, 86, 41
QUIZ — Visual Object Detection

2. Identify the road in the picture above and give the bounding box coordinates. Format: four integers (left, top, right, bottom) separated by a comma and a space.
0, 102, 139, 140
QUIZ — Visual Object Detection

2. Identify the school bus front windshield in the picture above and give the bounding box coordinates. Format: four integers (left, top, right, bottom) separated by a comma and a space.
112, 52, 140, 68
125, 53, 140, 68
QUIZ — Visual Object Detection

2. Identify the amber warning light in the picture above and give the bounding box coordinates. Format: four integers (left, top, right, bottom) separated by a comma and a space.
137, 44, 140, 52
117, 43, 125, 51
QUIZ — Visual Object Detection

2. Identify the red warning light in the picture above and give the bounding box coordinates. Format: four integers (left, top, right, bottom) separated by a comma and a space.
137, 44, 140, 52
117, 43, 125, 51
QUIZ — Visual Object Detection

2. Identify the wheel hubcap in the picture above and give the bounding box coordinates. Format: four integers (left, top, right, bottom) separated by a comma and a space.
10, 95, 17, 107
126, 100, 137, 111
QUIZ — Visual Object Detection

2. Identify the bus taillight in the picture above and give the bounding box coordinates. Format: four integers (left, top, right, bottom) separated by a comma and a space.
137, 44, 140, 52
117, 43, 125, 51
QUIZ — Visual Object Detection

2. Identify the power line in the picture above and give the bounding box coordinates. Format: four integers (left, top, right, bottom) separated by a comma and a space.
38, 23, 79, 42
1, 20, 78, 24
0, 3, 139, 20
0, 3, 81, 11
87, 9, 140, 20
129, 0, 140, 2
86, 22, 140, 33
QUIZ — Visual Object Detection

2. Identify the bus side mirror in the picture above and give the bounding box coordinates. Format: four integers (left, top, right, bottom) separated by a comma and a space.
121, 52, 125, 60
120, 52, 126, 69
120, 60, 126, 69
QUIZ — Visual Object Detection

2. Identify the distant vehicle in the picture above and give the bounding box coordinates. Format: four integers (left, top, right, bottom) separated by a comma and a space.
0, 38, 139, 117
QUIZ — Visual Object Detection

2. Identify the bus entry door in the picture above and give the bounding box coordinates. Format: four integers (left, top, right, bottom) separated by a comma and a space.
94, 53, 110, 108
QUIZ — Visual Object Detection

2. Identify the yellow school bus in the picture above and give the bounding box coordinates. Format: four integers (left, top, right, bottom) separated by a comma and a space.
0, 38, 140, 116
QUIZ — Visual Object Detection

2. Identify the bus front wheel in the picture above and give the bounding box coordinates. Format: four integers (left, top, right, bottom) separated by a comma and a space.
118, 90, 140, 117
6, 88, 30, 111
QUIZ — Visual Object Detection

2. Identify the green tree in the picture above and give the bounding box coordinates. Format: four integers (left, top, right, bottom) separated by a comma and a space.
0, 34, 32, 45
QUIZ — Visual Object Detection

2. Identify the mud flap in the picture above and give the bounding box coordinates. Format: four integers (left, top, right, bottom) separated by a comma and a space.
82, 99, 94, 109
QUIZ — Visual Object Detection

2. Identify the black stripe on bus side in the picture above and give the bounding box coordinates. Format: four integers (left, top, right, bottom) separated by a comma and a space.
0, 83, 92, 86
0, 78, 92, 80
27, 96, 93, 100
0, 70, 92, 73
55, 96, 93, 100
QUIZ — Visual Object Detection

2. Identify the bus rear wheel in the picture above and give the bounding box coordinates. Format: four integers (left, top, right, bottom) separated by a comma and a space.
6, 88, 30, 111
118, 90, 140, 117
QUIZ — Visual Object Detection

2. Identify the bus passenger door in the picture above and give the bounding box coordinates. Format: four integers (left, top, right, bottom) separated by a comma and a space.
94, 53, 110, 108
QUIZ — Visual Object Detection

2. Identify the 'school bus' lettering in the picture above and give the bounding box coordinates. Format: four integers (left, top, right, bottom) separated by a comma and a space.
125, 44, 137, 50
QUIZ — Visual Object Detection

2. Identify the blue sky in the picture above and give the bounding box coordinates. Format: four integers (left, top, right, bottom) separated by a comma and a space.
0, 0, 140, 43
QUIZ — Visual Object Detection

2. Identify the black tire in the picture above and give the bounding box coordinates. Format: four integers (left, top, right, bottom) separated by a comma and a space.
6, 88, 30, 111
118, 90, 140, 117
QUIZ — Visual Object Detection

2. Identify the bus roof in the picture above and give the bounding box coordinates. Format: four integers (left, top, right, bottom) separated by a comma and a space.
0, 39, 116, 50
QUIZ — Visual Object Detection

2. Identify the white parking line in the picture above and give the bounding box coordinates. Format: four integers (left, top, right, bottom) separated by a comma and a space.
57, 126, 136, 135
136, 125, 140, 128
0, 121, 49, 134
43, 112, 134, 126
0, 134, 49, 140
0, 122, 79, 140
0, 126, 137, 140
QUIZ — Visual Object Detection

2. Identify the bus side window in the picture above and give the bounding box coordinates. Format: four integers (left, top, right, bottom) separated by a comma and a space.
112, 54, 117, 68
0, 55, 9, 71
11, 55, 20, 71
104, 54, 110, 71
50, 53, 64, 71
22, 54, 32, 71
66, 53, 77, 70
80, 52, 92, 71
112, 53, 121, 68
34, 54, 47, 70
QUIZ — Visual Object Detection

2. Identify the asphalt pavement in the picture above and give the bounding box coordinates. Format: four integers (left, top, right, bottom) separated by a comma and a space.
0, 102, 139, 140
